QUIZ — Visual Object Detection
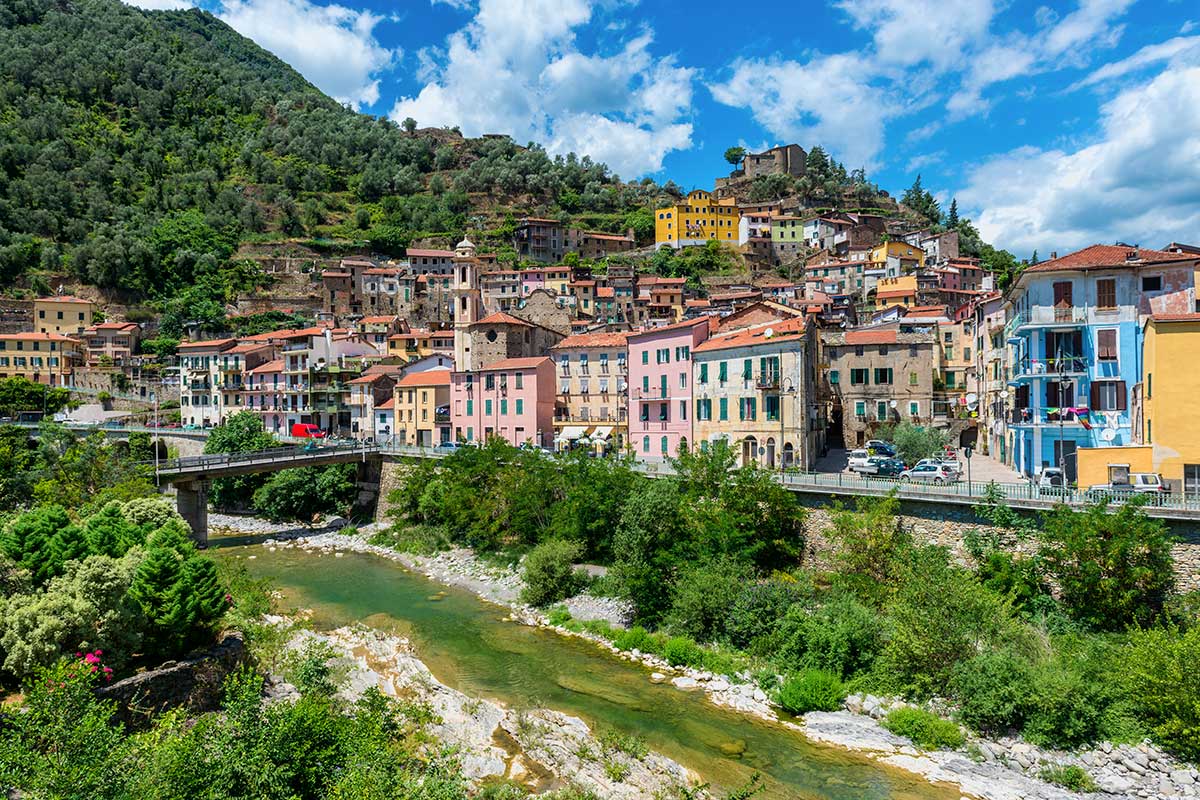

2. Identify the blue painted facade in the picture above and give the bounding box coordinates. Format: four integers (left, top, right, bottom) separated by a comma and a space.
1005, 269, 1143, 482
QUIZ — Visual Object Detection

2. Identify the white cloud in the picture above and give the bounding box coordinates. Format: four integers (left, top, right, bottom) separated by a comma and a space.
958, 55, 1200, 254
836, 0, 997, 69
218, 0, 398, 109
390, 0, 694, 176
905, 151, 944, 172
1070, 35, 1200, 90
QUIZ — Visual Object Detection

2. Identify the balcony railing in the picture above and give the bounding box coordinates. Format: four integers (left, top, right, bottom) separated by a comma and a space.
1013, 356, 1089, 378
756, 372, 781, 390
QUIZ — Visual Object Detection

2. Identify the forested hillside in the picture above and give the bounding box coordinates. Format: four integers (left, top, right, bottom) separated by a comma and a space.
0, 0, 667, 300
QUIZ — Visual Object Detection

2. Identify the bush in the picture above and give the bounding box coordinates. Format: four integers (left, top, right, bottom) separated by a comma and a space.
664, 558, 753, 643
1121, 625, 1200, 760
519, 539, 584, 607
1039, 764, 1097, 792
1020, 664, 1103, 749
950, 649, 1034, 735
774, 669, 846, 715
546, 606, 572, 626
612, 625, 654, 653
662, 635, 703, 668
882, 707, 965, 750
725, 577, 810, 650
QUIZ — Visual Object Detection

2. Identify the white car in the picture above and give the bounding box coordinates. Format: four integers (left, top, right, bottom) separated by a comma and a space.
914, 457, 962, 474
847, 449, 875, 473
900, 462, 959, 484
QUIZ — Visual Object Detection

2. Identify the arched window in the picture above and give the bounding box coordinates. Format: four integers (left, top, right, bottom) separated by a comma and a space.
660, 436, 669, 454
642, 436, 650, 453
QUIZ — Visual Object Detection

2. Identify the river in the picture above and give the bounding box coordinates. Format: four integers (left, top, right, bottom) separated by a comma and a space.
216, 543, 963, 800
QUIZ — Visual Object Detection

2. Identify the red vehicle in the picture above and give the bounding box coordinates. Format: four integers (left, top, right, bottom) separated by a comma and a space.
291, 423, 326, 439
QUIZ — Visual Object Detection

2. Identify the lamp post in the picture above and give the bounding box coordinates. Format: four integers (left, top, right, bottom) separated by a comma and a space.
1057, 351, 1067, 484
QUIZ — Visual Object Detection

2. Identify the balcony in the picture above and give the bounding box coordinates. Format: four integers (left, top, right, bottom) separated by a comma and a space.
1007, 306, 1089, 336
633, 387, 669, 401
755, 372, 781, 390
1011, 356, 1089, 380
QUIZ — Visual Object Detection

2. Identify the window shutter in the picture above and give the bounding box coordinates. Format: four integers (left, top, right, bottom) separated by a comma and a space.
1116, 381, 1127, 411
1047, 382, 1059, 407
1090, 382, 1100, 409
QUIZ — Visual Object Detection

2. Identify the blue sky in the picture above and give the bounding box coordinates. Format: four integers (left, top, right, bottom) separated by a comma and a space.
129, 0, 1200, 256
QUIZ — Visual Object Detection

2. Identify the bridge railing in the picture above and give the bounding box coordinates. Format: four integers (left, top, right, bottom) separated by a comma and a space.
157, 443, 378, 475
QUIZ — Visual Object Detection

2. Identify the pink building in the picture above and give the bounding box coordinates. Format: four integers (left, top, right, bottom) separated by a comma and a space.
626, 318, 711, 460
450, 356, 555, 447
245, 359, 285, 434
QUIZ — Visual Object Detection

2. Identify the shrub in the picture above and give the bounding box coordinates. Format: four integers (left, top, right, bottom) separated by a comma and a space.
882, 707, 965, 750
774, 669, 846, 715
1039, 764, 1097, 792
725, 577, 810, 650
950, 649, 1034, 735
798, 592, 886, 679
1020, 664, 1103, 749
612, 625, 653, 652
546, 606, 572, 626
662, 635, 703, 668
665, 557, 753, 643
520, 539, 585, 607
1120, 625, 1200, 760
597, 727, 648, 760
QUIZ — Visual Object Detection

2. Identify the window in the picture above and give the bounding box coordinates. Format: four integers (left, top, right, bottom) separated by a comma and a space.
909, 371, 918, 386
642, 375, 650, 393
829, 369, 840, 384
944, 346, 954, 361
909, 401, 919, 417
640, 404, 649, 421
719, 397, 729, 421
643, 436, 650, 453
854, 401, 866, 417
560, 379, 570, 394
874, 368, 893, 385
466, 399, 473, 416
1142, 275, 1163, 292
679, 372, 687, 388
1091, 380, 1126, 411
641, 350, 649, 364
485, 374, 495, 390
484, 399, 493, 416
739, 397, 757, 421
661, 436, 669, 454
679, 400, 687, 420
659, 402, 668, 421
1097, 278, 1117, 309
850, 368, 869, 385
877, 401, 888, 420
499, 399, 507, 416
765, 395, 780, 421
515, 373, 523, 389
699, 363, 708, 383
742, 359, 753, 381
963, 347, 972, 362
697, 399, 711, 420
1185, 464, 1200, 495
1097, 329, 1117, 361
718, 361, 728, 383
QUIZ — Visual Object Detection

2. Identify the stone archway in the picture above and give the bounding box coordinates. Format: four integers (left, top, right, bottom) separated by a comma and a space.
782, 442, 795, 469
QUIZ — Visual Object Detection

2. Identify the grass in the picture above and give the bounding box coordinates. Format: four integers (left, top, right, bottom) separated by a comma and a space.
369, 523, 452, 554
881, 707, 965, 750
602, 756, 630, 782
774, 669, 846, 715
597, 727, 649, 760
1039, 764, 1098, 792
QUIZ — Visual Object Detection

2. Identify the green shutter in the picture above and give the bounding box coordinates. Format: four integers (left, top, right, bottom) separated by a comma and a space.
466, 399, 473, 415
699, 363, 708, 383
719, 397, 728, 421
515, 399, 523, 414
719, 361, 728, 382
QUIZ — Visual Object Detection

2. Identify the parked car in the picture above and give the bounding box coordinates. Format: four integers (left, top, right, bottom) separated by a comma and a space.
913, 457, 962, 474
847, 449, 875, 473
900, 462, 959, 484
437, 441, 462, 451
290, 422, 326, 439
871, 457, 907, 477
865, 440, 897, 457
1036, 467, 1071, 498
1087, 473, 1168, 503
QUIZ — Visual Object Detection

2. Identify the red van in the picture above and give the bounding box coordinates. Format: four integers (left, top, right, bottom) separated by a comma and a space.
291, 423, 326, 439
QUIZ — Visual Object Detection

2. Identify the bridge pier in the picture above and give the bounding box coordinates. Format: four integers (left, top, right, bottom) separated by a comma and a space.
176, 480, 210, 548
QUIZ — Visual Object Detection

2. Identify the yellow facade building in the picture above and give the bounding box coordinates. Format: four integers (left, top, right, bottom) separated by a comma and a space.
869, 241, 926, 273
33, 296, 95, 336
655, 190, 741, 249
0, 332, 84, 386
394, 369, 451, 447
874, 275, 919, 309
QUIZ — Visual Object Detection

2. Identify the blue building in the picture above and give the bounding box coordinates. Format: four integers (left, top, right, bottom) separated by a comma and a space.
1003, 245, 1197, 483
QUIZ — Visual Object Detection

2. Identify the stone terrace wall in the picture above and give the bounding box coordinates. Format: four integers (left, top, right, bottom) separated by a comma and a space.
799, 496, 1200, 594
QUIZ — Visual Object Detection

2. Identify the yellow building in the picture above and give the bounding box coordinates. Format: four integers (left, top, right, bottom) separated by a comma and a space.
386, 329, 454, 362
655, 189, 741, 249
394, 369, 451, 447
0, 332, 84, 386
868, 241, 925, 273
33, 296, 95, 336
1076, 314, 1200, 492
874, 275, 919, 309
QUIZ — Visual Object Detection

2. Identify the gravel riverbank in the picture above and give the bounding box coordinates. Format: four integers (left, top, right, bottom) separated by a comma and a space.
228, 518, 1200, 800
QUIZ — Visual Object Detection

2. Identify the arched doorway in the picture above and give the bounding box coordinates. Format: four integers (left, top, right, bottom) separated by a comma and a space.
765, 437, 776, 468
782, 442, 795, 469
741, 436, 757, 467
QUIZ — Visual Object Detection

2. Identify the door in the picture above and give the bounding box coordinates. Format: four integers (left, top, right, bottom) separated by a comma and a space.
742, 436, 757, 467
1053, 440, 1078, 484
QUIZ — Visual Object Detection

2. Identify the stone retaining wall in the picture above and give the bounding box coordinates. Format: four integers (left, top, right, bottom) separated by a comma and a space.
97, 632, 246, 728
801, 502, 1200, 594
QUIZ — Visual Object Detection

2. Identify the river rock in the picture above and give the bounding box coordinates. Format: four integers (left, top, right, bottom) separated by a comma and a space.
671, 676, 701, 690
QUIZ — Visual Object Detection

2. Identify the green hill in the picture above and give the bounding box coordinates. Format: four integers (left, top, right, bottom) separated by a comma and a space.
0, 0, 665, 301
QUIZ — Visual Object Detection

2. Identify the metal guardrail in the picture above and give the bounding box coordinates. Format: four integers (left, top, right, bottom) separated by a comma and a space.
156, 442, 379, 476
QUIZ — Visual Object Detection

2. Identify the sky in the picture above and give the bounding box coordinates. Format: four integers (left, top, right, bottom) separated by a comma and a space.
126, 0, 1200, 258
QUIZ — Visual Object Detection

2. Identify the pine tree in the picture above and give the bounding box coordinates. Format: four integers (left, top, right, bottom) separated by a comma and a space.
128, 547, 188, 659
83, 503, 137, 558
947, 198, 959, 227
1, 505, 73, 585
48, 524, 89, 575
180, 556, 228, 637
1030, 249, 1040, 265
145, 519, 198, 558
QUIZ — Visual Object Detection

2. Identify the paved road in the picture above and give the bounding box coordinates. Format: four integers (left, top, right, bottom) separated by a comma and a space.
816, 447, 1025, 484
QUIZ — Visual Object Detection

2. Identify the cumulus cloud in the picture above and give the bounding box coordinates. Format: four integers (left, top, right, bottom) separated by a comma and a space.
218, 0, 398, 109
1069, 35, 1200, 90
958, 55, 1200, 254
836, 0, 997, 69
390, 0, 693, 176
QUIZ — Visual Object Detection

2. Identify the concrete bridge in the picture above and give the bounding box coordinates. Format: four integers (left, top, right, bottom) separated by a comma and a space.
155, 443, 381, 545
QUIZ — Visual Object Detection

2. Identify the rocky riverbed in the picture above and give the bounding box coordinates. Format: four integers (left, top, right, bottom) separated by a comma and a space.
230, 518, 1200, 800
267, 620, 707, 798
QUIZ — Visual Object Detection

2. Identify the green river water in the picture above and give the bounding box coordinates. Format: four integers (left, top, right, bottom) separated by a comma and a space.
216, 543, 962, 800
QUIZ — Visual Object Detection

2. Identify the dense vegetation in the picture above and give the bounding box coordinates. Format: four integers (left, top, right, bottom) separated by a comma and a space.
388, 442, 1200, 762
0, 0, 668, 302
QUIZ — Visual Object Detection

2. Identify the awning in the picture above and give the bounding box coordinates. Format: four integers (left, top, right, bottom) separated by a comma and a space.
559, 426, 587, 441
591, 426, 613, 440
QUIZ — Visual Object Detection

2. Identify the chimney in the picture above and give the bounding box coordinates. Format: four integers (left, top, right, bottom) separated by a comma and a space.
1126, 250, 1140, 262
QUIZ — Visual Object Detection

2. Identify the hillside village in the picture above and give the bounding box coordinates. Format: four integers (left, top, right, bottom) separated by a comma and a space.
8, 139, 1200, 494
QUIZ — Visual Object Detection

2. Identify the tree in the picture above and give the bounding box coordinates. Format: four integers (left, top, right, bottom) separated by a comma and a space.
887, 421, 948, 466
723, 146, 746, 166
947, 198, 959, 227
826, 494, 911, 599
519, 539, 584, 607
251, 465, 356, 523
0, 377, 69, 417
204, 412, 277, 509
402, 117, 417, 134
1, 505, 74, 585
1038, 500, 1175, 630
81, 502, 140, 558
127, 546, 188, 660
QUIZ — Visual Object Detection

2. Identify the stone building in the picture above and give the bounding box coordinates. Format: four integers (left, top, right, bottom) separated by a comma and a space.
740, 144, 807, 179
466, 311, 564, 371
820, 326, 938, 448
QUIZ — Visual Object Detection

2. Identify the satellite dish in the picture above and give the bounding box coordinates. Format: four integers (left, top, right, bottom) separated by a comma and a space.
1101, 428, 1117, 442
764, 327, 774, 338
889, 399, 898, 408
965, 392, 978, 405
315, 358, 327, 368
967, 402, 978, 412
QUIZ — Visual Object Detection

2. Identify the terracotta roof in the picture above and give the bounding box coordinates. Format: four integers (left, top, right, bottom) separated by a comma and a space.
581, 232, 633, 242
844, 329, 899, 345
552, 331, 630, 349
249, 359, 284, 374
479, 356, 552, 371
905, 305, 949, 315
376, 397, 395, 410
406, 249, 454, 258
364, 268, 401, 276
685, 299, 712, 308
1149, 313, 1200, 323
710, 291, 763, 302
877, 289, 916, 299
227, 342, 271, 354
0, 332, 82, 343
359, 316, 397, 325
627, 316, 710, 340
35, 295, 92, 304
347, 373, 387, 385
1023, 244, 1197, 273
694, 317, 808, 353
596, 287, 615, 298
322, 272, 351, 278
239, 325, 329, 342
177, 337, 235, 350
398, 369, 452, 387
84, 322, 139, 332
474, 312, 531, 327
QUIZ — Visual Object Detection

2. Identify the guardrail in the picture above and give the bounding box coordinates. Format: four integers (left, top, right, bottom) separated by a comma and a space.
156, 442, 379, 476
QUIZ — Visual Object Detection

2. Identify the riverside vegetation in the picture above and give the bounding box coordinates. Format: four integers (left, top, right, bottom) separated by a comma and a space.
386, 440, 1200, 766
